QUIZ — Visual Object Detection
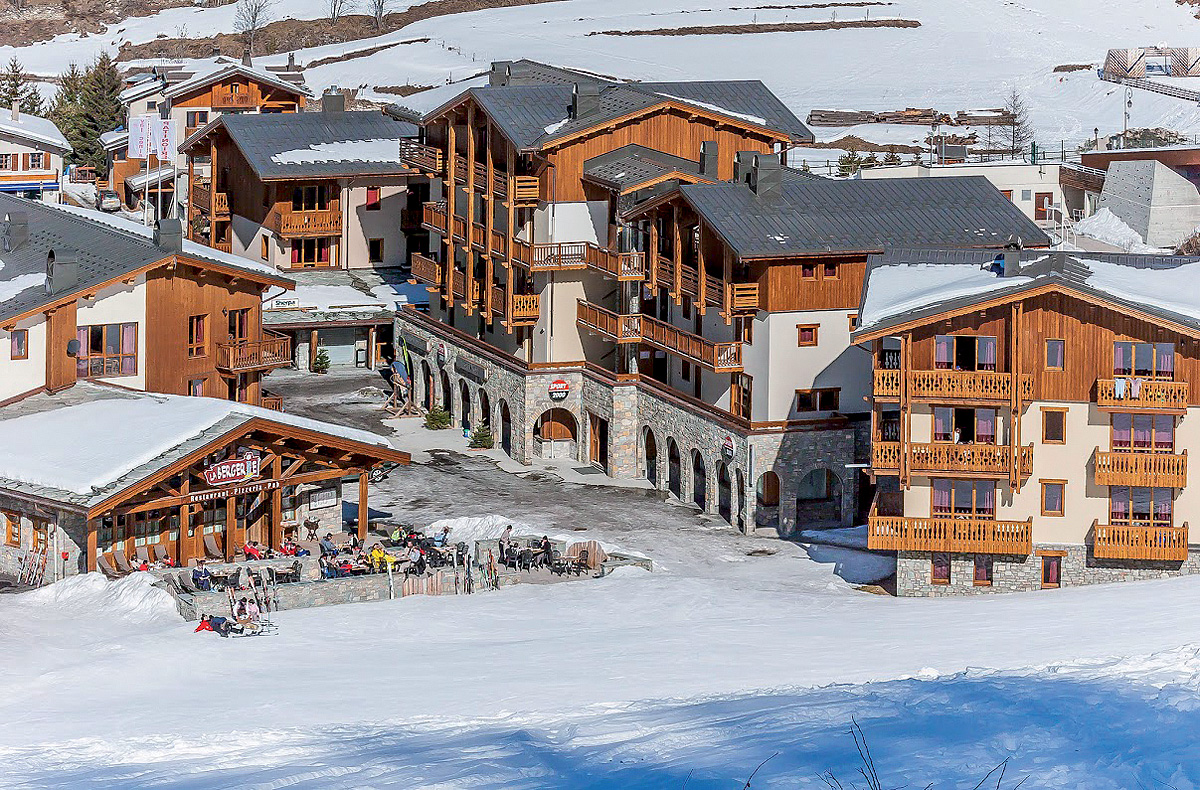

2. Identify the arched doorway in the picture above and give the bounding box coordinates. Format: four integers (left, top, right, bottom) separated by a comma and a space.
421, 361, 433, 410
717, 462, 732, 522
692, 452, 707, 510
643, 427, 658, 486
756, 470, 780, 529
499, 400, 512, 455
439, 368, 452, 412
459, 380, 471, 430
533, 408, 577, 459
667, 439, 681, 498
478, 389, 491, 427
796, 468, 843, 526
735, 469, 746, 531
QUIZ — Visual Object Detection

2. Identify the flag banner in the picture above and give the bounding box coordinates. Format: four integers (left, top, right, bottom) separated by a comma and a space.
128, 115, 156, 159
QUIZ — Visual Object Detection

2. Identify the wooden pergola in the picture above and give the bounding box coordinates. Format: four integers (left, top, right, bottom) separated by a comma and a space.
83, 417, 410, 570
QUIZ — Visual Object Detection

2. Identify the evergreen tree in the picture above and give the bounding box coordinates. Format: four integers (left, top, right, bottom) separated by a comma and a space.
50, 63, 86, 164
75, 54, 124, 175
0, 58, 44, 116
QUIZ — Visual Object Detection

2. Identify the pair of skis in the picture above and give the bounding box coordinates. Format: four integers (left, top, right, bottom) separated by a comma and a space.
18, 548, 47, 587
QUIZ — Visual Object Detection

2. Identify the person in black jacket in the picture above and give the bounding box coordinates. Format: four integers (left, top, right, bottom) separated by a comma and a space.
192, 560, 212, 591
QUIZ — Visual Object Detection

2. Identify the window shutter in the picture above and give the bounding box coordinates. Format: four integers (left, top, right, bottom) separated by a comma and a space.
20, 153, 28, 171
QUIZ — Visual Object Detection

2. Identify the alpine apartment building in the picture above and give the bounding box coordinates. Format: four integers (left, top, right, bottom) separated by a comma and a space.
0, 194, 293, 409
0, 104, 71, 202
856, 247, 1200, 594
387, 60, 1047, 534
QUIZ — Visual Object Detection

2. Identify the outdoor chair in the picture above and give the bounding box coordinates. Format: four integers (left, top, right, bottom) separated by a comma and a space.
277, 559, 302, 584
571, 549, 589, 577
517, 549, 535, 572
97, 555, 124, 579
135, 546, 151, 565
160, 574, 184, 596
203, 534, 224, 560
222, 567, 242, 592
113, 550, 135, 574
153, 545, 171, 564
178, 571, 202, 594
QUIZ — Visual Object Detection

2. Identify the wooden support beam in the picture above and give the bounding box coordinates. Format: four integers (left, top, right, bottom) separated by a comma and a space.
86, 519, 98, 573
722, 246, 733, 325
270, 456, 283, 550
696, 218, 707, 316
358, 471, 369, 541
648, 213, 658, 290
672, 204, 682, 304
445, 114, 457, 305
464, 103, 477, 315
224, 495, 236, 562
178, 477, 190, 567
485, 118, 496, 317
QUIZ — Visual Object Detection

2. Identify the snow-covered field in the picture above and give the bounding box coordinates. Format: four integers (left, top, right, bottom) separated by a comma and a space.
10, 0, 1200, 141
6, 502, 1200, 787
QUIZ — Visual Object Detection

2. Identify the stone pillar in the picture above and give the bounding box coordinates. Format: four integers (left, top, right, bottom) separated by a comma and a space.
609, 383, 639, 478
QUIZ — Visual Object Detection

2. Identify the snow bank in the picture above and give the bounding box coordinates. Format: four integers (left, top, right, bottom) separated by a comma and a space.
22, 572, 180, 625
799, 524, 869, 550
274, 284, 387, 312
1075, 208, 1164, 254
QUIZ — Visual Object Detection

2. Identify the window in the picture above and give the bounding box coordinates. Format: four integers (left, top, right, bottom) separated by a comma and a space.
934, 407, 997, 445
1041, 555, 1061, 588
0, 154, 11, 170
796, 324, 819, 347
932, 479, 996, 517
1110, 486, 1173, 527
681, 295, 692, 320
186, 110, 209, 128
261, 236, 270, 261
10, 328, 27, 360
3, 511, 19, 546
931, 552, 951, 585
734, 316, 753, 344
1113, 341, 1174, 379
1045, 339, 1064, 371
801, 262, 816, 279
32, 519, 48, 551
795, 388, 840, 413
973, 555, 993, 586
227, 309, 250, 342
847, 313, 858, 332
28, 152, 44, 169
368, 238, 384, 263
934, 334, 997, 372
146, 100, 158, 111
187, 314, 207, 358
188, 378, 205, 397
1112, 414, 1174, 453
292, 184, 330, 211
290, 238, 332, 267
1001, 189, 1013, 201
823, 261, 838, 278
200, 502, 227, 535
1041, 480, 1065, 516
75, 323, 137, 378
282, 486, 298, 523
365, 187, 381, 210
1042, 408, 1066, 444
680, 360, 692, 382
731, 373, 752, 419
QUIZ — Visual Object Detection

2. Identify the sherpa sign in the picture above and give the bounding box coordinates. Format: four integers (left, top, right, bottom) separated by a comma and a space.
202, 455, 261, 487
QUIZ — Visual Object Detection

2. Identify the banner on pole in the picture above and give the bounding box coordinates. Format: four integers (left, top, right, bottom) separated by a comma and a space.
127, 115, 178, 160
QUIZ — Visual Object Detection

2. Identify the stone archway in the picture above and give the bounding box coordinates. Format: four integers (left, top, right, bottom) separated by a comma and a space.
421, 361, 433, 410
478, 389, 491, 427
643, 427, 658, 486
667, 438, 682, 498
439, 368, 452, 413
795, 467, 843, 527
499, 399, 513, 456
717, 462, 732, 523
756, 470, 780, 529
692, 451, 707, 510
533, 408, 577, 460
458, 379, 471, 430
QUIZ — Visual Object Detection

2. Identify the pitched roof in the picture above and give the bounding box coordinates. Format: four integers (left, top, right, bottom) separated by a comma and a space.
0, 196, 290, 325
674, 175, 1050, 258
855, 247, 1200, 338
0, 383, 402, 509
0, 107, 71, 154
389, 59, 812, 150
582, 144, 710, 192
162, 60, 312, 101
184, 110, 419, 180
263, 268, 396, 327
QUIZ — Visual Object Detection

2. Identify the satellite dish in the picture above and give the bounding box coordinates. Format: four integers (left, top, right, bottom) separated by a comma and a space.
66, 338, 80, 357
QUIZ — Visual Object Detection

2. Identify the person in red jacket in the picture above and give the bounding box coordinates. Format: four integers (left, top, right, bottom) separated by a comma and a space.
194, 614, 234, 637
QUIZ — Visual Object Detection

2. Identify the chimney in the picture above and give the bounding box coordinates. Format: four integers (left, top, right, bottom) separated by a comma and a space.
10, 100, 17, 123
749, 152, 781, 197
733, 150, 756, 184
154, 218, 184, 254
699, 140, 718, 177
570, 82, 600, 120
1002, 235, 1023, 277
210, 43, 221, 58
287, 52, 296, 70
489, 61, 512, 87
46, 250, 79, 294
241, 50, 252, 67
4, 211, 28, 251
322, 90, 346, 113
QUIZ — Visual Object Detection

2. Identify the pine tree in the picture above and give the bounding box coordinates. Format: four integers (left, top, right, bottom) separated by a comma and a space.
49, 64, 86, 166
75, 54, 124, 175
0, 58, 43, 116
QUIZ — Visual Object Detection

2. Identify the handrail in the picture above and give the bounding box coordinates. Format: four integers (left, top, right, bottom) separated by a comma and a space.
1096, 378, 1189, 411
1093, 520, 1188, 561
216, 336, 291, 372
269, 208, 341, 237
410, 253, 441, 287
873, 441, 1033, 477
868, 515, 1032, 555
1094, 448, 1187, 487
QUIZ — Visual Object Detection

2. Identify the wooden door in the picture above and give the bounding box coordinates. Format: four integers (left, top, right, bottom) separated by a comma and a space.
1035, 192, 1053, 220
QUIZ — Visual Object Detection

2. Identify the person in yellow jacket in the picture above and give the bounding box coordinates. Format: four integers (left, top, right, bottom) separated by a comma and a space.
367, 543, 389, 573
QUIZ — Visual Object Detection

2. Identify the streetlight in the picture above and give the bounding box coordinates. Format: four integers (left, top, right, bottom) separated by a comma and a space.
1123, 87, 1133, 145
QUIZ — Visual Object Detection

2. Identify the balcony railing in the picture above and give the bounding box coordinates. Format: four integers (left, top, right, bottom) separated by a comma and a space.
410, 253, 441, 288
577, 301, 641, 342
1092, 521, 1189, 562
576, 301, 742, 372
872, 442, 1033, 478
398, 140, 443, 173
728, 283, 760, 312
192, 182, 228, 215
213, 239, 232, 253
1096, 378, 1189, 412
873, 369, 1033, 402
269, 208, 341, 238
260, 392, 283, 411
511, 292, 541, 322
216, 335, 292, 373
1094, 449, 1188, 488
210, 89, 257, 109
867, 515, 1033, 555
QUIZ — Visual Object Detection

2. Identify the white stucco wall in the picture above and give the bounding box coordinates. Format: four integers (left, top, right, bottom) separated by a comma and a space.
0, 313, 46, 400
533, 201, 607, 245
345, 184, 407, 270
76, 276, 148, 391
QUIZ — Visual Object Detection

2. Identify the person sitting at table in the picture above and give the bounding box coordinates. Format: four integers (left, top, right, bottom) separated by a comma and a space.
192, 560, 212, 591
536, 536, 554, 568
319, 533, 338, 556
367, 543, 388, 572
319, 554, 338, 579
282, 539, 310, 557
243, 541, 265, 561
402, 543, 425, 576
337, 556, 357, 576
433, 526, 452, 547
136, 557, 150, 572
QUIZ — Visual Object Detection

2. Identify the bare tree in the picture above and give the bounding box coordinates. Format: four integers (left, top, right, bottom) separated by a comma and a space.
235, 0, 275, 55
328, 0, 355, 22
1004, 89, 1034, 159
368, 0, 390, 31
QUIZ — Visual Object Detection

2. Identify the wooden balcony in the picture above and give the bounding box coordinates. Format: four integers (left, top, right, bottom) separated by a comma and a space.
576, 301, 742, 372
398, 140, 443, 174
269, 208, 341, 238
409, 253, 441, 289
490, 288, 540, 326
216, 335, 292, 373
873, 368, 1033, 403
213, 239, 232, 253
260, 392, 283, 411
1092, 521, 1189, 562
1094, 449, 1188, 488
867, 515, 1033, 555
191, 182, 228, 215
872, 442, 1033, 479
1096, 378, 1189, 413
728, 283, 760, 312
210, 89, 257, 109
513, 176, 539, 205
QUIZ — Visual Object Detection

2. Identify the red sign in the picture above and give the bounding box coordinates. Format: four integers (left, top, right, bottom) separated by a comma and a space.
722, 435, 735, 460
202, 454, 261, 487
548, 378, 570, 401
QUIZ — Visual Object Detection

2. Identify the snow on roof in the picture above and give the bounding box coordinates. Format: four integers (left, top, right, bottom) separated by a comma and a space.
118, 78, 164, 104
163, 61, 312, 100
0, 387, 394, 496
269, 283, 387, 312
389, 75, 489, 120
0, 272, 46, 302
100, 130, 129, 149
858, 261, 1030, 331
271, 138, 403, 165
47, 202, 287, 282
124, 165, 176, 190
0, 107, 71, 153
1059, 255, 1200, 325
655, 92, 766, 126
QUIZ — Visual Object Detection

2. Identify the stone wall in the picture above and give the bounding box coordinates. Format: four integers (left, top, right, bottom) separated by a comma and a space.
896, 543, 1200, 596
0, 492, 87, 584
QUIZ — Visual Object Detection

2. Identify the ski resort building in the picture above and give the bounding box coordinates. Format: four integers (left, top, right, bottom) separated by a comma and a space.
106, 56, 310, 212
0, 194, 294, 408
0, 382, 408, 583
181, 97, 418, 270
0, 104, 71, 202
856, 247, 1200, 594
386, 60, 1047, 534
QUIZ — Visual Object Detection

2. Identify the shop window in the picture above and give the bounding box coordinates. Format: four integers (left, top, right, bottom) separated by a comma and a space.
1041, 480, 1065, 516
10, 328, 27, 360
931, 552, 951, 585
189, 378, 205, 397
